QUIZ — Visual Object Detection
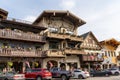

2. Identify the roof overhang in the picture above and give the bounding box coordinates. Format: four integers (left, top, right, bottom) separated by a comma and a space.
33, 10, 86, 27
0, 8, 8, 16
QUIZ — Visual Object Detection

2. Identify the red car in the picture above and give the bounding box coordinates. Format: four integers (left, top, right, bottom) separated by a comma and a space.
24, 68, 52, 80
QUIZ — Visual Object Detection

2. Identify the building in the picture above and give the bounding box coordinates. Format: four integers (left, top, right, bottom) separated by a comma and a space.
0, 8, 47, 72
79, 31, 103, 70
0, 8, 105, 71
100, 38, 119, 69
33, 10, 86, 70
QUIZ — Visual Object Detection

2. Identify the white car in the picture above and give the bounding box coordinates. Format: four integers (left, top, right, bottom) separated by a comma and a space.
72, 69, 90, 79
108, 68, 120, 75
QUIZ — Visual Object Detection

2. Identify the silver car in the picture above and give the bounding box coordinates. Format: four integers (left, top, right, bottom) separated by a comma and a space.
72, 69, 89, 79
0, 71, 25, 80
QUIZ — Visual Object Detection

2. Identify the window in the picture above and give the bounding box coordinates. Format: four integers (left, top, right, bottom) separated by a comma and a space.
108, 51, 110, 57
105, 51, 107, 56
32, 69, 41, 72
114, 52, 116, 57
74, 70, 81, 72
88, 38, 93, 44
68, 42, 75, 48
111, 51, 113, 57
49, 41, 59, 49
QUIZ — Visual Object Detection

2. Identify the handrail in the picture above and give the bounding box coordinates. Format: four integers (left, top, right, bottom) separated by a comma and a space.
0, 29, 46, 42
0, 48, 45, 57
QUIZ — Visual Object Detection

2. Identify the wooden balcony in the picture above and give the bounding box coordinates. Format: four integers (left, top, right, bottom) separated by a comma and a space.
44, 50, 65, 57
65, 48, 85, 54
82, 55, 104, 61
70, 36, 83, 42
0, 48, 45, 57
46, 32, 65, 39
81, 45, 100, 50
0, 29, 46, 43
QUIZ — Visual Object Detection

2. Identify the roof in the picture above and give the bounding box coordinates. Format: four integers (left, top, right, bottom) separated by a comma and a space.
0, 19, 47, 32
79, 31, 90, 40
80, 31, 101, 49
100, 38, 120, 49
80, 31, 100, 42
0, 8, 8, 15
33, 10, 86, 27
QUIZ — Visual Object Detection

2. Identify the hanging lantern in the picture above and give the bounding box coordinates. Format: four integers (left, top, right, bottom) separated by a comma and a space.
8, 62, 13, 67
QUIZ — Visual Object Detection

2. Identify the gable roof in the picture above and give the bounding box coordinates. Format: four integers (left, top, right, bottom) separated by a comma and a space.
33, 10, 86, 27
80, 31, 101, 49
79, 31, 90, 40
100, 38, 120, 49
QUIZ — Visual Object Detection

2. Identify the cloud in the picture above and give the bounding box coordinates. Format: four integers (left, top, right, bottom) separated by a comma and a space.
59, 0, 77, 10
23, 15, 36, 22
86, 1, 120, 22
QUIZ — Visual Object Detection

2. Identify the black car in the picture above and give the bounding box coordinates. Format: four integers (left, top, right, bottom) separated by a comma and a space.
90, 70, 112, 77
50, 67, 72, 80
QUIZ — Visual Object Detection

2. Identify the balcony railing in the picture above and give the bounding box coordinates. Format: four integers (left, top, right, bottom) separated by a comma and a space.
82, 55, 104, 61
70, 35, 83, 42
0, 29, 46, 42
81, 45, 100, 50
65, 48, 85, 54
46, 32, 83, 42
0, 48, 46, 57
44, 50, 65, 57
7, 17, 32, 24
46, 32, 65, 39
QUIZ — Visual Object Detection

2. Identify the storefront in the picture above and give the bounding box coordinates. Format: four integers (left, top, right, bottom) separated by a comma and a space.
0, 57, 43, 72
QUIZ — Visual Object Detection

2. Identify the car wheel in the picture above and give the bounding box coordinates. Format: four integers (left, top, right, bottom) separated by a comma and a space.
61, 75, 67, 80
115, 72, 119, 75
90, 74, 94, 77
78, 75, 83, 79
105, 74, 109, 77
4, 78, 8, 80
36, 76, 42, 80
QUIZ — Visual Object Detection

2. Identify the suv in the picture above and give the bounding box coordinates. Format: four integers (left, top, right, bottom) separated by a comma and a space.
108, 68, 120, 75
25, 68, 52, 80
50, 67, 72, 80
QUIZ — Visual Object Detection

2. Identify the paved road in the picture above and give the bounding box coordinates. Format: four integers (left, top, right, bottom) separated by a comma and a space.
53, 75, 120, 80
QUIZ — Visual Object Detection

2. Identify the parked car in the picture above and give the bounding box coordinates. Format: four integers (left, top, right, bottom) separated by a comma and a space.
71, 69, 90, 79
25, 68, 52, 80
90, 70, 112, 77
107, 68, 120, 75
0, 71, 25, 80
50, 67, 72, 80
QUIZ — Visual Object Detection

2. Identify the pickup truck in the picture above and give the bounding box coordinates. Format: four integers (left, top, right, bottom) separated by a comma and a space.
50, 67, 72, 80
25, 68, 52, 80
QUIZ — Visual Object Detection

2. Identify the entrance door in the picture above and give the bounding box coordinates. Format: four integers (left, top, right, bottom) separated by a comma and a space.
13, 62, 23, 72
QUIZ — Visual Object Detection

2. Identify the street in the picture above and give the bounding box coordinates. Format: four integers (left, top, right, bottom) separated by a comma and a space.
71, 75, 120, 80
53, 75, 120, 80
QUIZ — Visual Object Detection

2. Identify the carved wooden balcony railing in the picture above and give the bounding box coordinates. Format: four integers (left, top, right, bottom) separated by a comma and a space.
44, 50, 65, 57
46, 32, 65, 39
0, 29, 46, 43
0, 48, 46, 57
70, 35, 83, 42
46, 32, 83, 42
82, 55, 104, 61
81, 45, 101, 50
65, 48, 85, 54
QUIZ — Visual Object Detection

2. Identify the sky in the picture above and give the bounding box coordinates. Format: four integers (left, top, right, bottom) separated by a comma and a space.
0, 0, 120, 41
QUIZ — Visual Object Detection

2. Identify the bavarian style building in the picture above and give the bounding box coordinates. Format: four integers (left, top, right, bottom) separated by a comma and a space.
0, 8, 104, 72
